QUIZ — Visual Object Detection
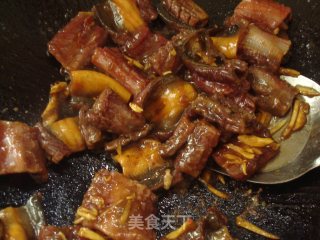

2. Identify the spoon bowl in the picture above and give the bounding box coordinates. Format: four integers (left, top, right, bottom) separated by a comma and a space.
215, 75, 320, 184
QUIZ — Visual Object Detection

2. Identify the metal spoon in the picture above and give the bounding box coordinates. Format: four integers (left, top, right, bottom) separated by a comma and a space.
215, 75, 320, 184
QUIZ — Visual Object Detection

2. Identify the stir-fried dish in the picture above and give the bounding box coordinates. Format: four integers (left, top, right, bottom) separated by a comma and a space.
1, 0, 319, 239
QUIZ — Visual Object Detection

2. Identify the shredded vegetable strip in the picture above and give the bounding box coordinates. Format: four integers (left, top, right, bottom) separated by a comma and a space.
270, 119, 288, 135
78, 227, 106, 240
217, 174, 226, 185
70, 70, 132, 102
281, 99, 301, 139
296, 85, 320, 97
236, 216, 280, 239
199, 179, 229, 199
238, 135, 274, 147
165, 219, 196, 239
279, 68, 300, 77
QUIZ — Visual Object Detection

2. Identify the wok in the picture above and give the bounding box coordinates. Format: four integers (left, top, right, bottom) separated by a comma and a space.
0, 0, 319, 239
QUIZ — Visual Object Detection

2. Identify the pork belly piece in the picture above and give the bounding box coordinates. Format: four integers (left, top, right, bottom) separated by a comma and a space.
35, 123, 72, 164
174, 121, 220, 178
188, 69, 256, 115
190, 71, 236, 96
105, 124, 153, 151
162, 0, 209, 27
78, 105, 103, 149
144, 41, 181, 75
238, 25, 291, 72
213, 135, 280, 180
160, 115, 195, 158
182, 55, 241, 86
227, 0, 291, 33
121, 26, 168, 60
249, 67, 298, 117
0, 121, 47, 180
48, 12, 108, 71
136, 0, 158, 22
95, 13, 177, 75
181, 45, 249, 87
39, 226, 84, 240
187, 94, 253, 134
92, 48, 149, 97
75, 170, 157, 240
80, 88, 145, 138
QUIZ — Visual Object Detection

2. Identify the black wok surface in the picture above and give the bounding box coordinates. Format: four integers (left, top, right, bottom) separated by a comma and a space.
0, 0, 319, 239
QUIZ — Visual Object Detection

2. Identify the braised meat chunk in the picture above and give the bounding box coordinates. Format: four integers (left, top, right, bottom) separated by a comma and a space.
187, 94, 251, 134
160, 115, 195, 158
227, 0, 291, 33
81, 88, 145, 136
136, 0, 158, 22
144, 41, 181, 75
75, 170, 157, 240
249, 67, 298, 117
213, 135, 280, 180
35, 123, 72, 164
79, 105, 103, 149
105, 124, 153, 151
121, 26, 168, 61
48, 12, 108, 71
175, 121, 220, 178
0, 121, 47, 180
162, 0, 209, 27
190, 71, 237, 96
92, 47, 149, 97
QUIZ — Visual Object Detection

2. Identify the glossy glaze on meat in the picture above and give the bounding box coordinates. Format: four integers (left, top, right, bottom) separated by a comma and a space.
78, 105, 103, 149
121, 26, 168, 61
92, 47, 150, 97
144, 41, 181, 75
213, 137, 280, 181
187, 94, 249, 134
249, 67, 298, 117
174, 121, 220, 178
227, 0, 291, 33
160, 115, 195, 158
190, 71, 236, 96
0, 121, 47, 180
80, 88, 145, 136
35, 123, 72, 163
48, 12, 108, 71
76, 170, 157, 240
136, 0, 158, 22
162, 0, 209, 27
105, 124, 153, 151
